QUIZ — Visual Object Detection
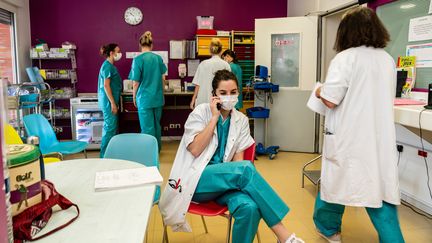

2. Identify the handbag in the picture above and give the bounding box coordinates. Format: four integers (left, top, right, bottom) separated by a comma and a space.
12, 180, 80, 242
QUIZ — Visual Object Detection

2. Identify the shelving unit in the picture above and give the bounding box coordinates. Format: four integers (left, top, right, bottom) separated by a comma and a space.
30, 48, 77, 139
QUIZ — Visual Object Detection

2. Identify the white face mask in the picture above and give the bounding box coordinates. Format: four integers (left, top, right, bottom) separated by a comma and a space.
114, 52, 122, 61
219, 95, 238, 110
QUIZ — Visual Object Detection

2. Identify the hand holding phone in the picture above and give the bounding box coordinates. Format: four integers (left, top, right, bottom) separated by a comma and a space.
210, 95, 221, 117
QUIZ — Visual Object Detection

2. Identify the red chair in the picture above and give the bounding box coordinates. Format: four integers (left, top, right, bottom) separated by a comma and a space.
187, 143, 261, 243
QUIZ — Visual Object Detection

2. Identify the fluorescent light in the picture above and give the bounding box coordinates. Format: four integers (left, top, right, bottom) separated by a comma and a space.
400, 3, 416, 9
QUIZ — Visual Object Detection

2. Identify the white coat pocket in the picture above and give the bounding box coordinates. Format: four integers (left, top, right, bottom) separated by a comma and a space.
323, 134, 341, 166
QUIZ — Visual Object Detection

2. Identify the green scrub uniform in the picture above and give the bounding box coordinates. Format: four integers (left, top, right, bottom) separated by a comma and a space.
98, 60, 122, 158
193, 116, 289, 243
230, 63, 243, 109
314, 192, 405, 243
129, 52, 167, 151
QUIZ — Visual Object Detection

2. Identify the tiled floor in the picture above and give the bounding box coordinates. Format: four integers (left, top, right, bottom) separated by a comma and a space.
71, 141, 432, 243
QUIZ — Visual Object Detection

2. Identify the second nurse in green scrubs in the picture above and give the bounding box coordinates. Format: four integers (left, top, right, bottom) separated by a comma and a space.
98, 43, 123, 158
222, 49, 243, 109
129, 31, 167, 151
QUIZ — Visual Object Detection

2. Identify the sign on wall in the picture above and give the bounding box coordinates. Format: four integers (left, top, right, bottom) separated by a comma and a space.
271, 33, 300, 87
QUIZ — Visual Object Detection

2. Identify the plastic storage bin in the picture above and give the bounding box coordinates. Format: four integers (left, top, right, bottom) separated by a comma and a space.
246, 107, 270, 119
197, 16, 214, 29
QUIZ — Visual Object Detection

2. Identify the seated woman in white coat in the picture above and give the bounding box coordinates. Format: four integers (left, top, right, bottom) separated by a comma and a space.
159, 70, 304, 243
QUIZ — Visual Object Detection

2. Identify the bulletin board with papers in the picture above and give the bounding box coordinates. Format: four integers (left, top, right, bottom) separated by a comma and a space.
377, 0, 432, 89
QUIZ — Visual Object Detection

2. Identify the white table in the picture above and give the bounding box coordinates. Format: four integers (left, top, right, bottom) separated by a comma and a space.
394, 105, 432, 131
35, 158, 156, 243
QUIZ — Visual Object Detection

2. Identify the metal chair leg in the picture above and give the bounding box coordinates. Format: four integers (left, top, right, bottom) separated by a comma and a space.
226, 215, 232, 243
256, 229, 262, 243
83, 149, 87, 158
201, 215, 209, 233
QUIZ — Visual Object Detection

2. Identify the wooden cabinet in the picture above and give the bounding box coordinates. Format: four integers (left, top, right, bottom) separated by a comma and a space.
196, 35, 231, 56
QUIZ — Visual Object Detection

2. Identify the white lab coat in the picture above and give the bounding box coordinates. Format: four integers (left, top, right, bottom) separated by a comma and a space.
158, 103, 254, 232
192, 56, 231, 106
320, 46, 400, 208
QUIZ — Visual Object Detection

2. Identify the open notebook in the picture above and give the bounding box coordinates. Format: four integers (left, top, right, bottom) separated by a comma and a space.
94, 166, 163, 192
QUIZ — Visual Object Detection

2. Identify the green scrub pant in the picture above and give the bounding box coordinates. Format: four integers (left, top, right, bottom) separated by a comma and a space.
313, 192, 405, 243
138, 107, 162, 152
193, 161, 289, 243
100, 110, 118, 158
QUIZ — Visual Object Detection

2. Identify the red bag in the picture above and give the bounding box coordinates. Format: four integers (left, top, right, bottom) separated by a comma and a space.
12, 180, 79, 242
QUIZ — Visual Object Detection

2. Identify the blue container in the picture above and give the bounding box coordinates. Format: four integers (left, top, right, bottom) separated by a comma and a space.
246, 107, 270, 118
186, 85, 195, 91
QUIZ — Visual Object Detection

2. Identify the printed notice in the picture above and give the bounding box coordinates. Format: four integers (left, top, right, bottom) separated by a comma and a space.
409, 16, 432, 42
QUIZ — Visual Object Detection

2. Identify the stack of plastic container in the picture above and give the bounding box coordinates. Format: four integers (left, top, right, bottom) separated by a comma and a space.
0, 79, 13, 242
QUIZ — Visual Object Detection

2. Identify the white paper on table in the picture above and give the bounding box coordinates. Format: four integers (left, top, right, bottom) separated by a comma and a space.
187, 59, 200, 77
408, 15, 432, 42
406, 43, 432, 68
94, 166, 163, 192
307, 82, 327, 116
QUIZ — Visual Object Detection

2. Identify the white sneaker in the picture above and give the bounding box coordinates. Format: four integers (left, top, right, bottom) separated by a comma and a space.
316, 230, 342, 243
285, 233, 305, 243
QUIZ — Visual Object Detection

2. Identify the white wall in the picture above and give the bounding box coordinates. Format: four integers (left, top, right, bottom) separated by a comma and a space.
0, 0, 31, 83
287, 0, 357, 17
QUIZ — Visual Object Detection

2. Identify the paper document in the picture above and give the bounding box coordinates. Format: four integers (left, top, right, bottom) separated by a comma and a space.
406, 43, 432, 68
307, 82, 327, 116
170, 40, 184, 59
94, 166, 163, 191
408, 16, 432, 42
187, 59, 200, 77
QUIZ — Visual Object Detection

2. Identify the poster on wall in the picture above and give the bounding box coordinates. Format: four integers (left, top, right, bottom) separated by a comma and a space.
406, 43, 432, 68
271, 33, 300, 87
408, 15, 432, 42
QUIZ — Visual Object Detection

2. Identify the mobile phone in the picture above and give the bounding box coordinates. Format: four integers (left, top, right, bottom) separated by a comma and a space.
212, 91, 222, 110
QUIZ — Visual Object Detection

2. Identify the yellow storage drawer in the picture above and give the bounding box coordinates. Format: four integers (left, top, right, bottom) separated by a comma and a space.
196, 35, 231, 57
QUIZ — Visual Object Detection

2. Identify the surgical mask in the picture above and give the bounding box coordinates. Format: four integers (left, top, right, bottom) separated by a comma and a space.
219, 95, 238, 110
114, 52, 122, 61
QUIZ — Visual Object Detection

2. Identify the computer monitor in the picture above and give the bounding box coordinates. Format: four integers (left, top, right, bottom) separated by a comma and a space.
255, 65, 268, 80
396, 70, 408, 98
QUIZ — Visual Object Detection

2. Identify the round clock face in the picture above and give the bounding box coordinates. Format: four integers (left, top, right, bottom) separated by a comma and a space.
124, 7, 143, 25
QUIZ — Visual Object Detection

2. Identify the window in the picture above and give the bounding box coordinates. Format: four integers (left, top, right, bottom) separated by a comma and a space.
0, 8, 17, 84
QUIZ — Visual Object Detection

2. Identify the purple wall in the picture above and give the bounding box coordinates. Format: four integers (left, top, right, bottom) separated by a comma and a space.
29, 0, 287, 93
368, 0, 396, 11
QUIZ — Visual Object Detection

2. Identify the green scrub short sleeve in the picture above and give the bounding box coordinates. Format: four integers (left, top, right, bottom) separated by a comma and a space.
101, 63, 112, 79
129, 58, 142, 82
159, 56, 167, 74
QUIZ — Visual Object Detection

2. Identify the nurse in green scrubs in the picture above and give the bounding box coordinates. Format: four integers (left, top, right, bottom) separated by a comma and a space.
129, 31, 167, 151
222, 49, 243, 109
98, 43, 123, 158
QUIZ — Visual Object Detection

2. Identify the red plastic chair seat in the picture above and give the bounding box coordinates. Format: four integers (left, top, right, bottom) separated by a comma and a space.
188, 201, 228, 216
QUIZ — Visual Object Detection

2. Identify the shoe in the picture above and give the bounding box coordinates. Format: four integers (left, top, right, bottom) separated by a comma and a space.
285, 233, 305, 243
316, 229, 341, 243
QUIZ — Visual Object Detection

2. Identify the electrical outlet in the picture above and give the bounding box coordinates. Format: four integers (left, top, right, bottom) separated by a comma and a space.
418, 150, 428, 158
397, 145, 404, 152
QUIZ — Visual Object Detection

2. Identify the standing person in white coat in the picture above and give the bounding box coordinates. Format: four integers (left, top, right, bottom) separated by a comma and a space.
190, 38, 231, 109
314, 7, 405, 243
160, 70, 304, 243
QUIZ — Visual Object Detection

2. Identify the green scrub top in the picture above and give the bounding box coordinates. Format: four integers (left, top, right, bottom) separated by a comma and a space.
209, 115, 231, 165
230, 63, 243, 109
128, 52, 167, 110
98, 60, 122, 110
